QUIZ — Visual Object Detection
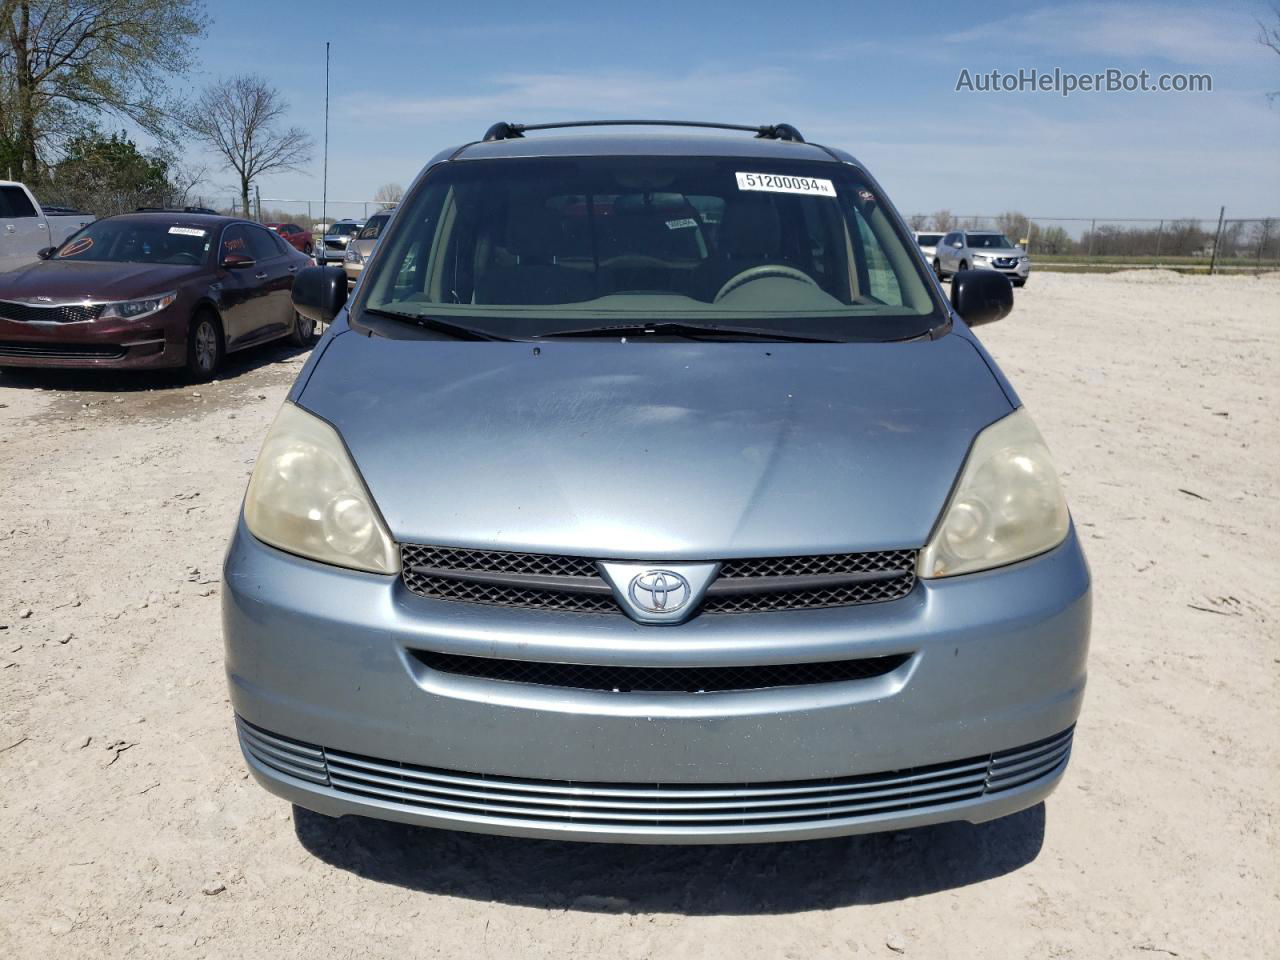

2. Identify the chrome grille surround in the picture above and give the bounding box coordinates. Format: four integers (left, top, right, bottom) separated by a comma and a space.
238, 718, 1073, 832
400, 544, 917, 616
0, 300, 105, 324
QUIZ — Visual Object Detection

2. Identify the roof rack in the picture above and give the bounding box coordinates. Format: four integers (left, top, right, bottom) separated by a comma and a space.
481, 120, 805, 143
135, 206, 220, 215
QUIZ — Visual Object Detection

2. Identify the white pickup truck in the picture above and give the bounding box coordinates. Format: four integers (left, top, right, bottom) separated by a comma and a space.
0, 181, 94, 272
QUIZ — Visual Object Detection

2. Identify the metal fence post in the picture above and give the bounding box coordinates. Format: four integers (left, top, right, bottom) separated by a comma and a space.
1209, 206, 1225, 275
1154, 219, 1163, 267
1087, 219, 1096, 261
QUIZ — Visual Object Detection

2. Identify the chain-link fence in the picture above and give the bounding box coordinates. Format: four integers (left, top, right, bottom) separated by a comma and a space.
209, 197, 395, 232
906, 213, 1280, 273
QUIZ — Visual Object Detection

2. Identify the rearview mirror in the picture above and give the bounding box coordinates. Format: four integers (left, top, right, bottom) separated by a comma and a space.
950, 269, 1013, 327
292, 265, 349, 324
36, 246, 55, 260
221, 253, 255, 269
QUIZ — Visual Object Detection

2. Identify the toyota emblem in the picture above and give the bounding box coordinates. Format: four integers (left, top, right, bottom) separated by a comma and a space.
628, 570, 692, 614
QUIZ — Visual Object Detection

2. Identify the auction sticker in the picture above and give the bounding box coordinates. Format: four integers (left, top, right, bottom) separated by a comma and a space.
735, 172, 836, 197
58, 237, 94, 257
169, 226, 206, 237
665, 218, 698, 230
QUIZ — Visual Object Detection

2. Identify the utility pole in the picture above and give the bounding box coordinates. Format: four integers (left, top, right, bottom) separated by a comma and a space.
1209, 206, 1225, 275
321, 41, 330, 247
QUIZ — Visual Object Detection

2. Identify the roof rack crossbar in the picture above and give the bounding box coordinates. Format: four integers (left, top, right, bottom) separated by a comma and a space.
482, 120, 804, 143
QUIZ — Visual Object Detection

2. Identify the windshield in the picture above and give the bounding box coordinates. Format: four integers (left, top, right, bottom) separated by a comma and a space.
969, 234, 1017, 249
54, 219, 212, 265
327, 222, 363, 237
356, 156, 943, 341
916, 234, 942, 246
358, 215, 389, 240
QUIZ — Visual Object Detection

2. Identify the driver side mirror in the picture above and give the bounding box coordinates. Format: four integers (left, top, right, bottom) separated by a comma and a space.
36, 246, 55, 260
950, 269, 1013, 327
292, 265, 349, 324
221, 253, 255, 269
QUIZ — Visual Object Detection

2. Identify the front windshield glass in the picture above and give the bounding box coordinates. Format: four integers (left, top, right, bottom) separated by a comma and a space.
358, 215, 389, 240
916, 233, 942, 246
969, 234, 1017, 249
357, 156, 943, 340
54, 219, 212, 265
328, 222, 362, 237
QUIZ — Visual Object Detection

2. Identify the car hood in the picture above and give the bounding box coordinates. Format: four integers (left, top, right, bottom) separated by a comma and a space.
0, 259, 205, 301
974, 248, 1024, 257
298, 332, 1013, 557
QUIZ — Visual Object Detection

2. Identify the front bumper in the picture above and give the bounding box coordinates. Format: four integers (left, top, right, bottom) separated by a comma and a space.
974, 259, 1032, 281
342, 260, 363, 285
0, 314, 185, 369
223, 520, 1090, 843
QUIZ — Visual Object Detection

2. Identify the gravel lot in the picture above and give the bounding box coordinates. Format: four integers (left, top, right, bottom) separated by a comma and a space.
1, 271, 1276, 959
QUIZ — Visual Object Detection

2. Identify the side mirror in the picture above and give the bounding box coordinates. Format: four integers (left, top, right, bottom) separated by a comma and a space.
221, 253, 256, 269
950, 269, 1013, 327
292, 265, 348, 324
36, 246, 55, 260
951, 240, 963, 248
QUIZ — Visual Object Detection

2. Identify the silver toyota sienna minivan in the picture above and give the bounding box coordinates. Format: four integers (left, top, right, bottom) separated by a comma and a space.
223, 120, 1090, 844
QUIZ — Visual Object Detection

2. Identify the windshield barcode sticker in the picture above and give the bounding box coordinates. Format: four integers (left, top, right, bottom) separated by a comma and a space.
665, 218, 698, 230
735, 172, 836, 197
169, 226, 206, 237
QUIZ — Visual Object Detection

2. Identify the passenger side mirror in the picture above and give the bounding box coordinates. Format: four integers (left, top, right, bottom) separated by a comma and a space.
222, 253, 255, 269
36, 246, 55, 260
951, 239, 963, 248
950, 269, 1013, 327
292, 265, 349, 324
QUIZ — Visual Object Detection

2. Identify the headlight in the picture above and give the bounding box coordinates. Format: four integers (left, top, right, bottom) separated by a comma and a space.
344, 246, 361, 263
973, 254, 989, 263
1020, 256, 1030, 263
244, 403, 400, 574
99, 291, 177, 321
919, 408, 1069, 578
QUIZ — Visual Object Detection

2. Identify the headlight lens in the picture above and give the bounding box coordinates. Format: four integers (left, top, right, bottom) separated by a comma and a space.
244, 403, 399, 574
1020, 256, 1030, 263
973, 254, 989, 263
99, 291, 177, 321
344, 245, 361, 263
919, 408, 1069, 578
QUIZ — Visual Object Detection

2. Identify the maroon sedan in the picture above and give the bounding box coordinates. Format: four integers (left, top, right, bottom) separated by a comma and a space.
0, 213, 314, 380
266, 222, 314, 257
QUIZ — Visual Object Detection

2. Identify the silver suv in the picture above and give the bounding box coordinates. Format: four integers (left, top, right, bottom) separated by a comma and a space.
934, 230, 1031, 287
316, 218, 365, 266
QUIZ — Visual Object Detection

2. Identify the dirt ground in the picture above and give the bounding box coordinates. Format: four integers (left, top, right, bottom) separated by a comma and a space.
1, 271, 1276, 959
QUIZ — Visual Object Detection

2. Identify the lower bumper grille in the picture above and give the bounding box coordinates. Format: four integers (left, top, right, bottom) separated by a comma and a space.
411, 649, 911, 692
0, 340, 126, 360
238, 718, 1073, 831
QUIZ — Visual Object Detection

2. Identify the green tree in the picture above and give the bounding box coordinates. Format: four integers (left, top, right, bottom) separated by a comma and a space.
0, 0, 206, 183
44, 129, 175, 215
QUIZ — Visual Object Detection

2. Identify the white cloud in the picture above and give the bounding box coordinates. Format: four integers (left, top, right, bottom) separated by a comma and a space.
945, 3, 1256, 65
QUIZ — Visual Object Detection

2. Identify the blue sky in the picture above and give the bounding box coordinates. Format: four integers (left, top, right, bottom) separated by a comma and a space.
177, 0, 1280, 219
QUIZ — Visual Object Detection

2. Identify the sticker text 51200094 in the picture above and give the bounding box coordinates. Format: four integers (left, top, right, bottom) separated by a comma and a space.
735, 172, 837, 197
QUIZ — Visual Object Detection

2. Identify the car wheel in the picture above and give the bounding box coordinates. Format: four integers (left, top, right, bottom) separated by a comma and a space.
958, 261, 968, 272
290, 310, 316, 346
933, 259, 944, 280
1013, 278, 1027, 287
186, 311, 223, 382
304, 243, 313, 256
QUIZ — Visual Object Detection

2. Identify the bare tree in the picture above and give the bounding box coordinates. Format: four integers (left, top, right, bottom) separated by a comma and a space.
906, 213, 928, 230
186, 74, 312, 217
0, 0, 206, 182
373, 182, 403, 208
1259, 4, 1280, 101
931, 209, 954, 232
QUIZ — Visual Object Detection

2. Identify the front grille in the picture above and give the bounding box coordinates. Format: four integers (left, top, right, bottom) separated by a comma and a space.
325, 239, 345, 250
237, 717, 1074, 833
0, 340, 125, 360
400, 543, 918, 617
0, 300, 104, 324
411, 649, 910, 692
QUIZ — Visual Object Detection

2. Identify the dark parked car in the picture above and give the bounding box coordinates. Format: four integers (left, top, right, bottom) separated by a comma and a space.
266, 222, 314, 256
0, 212, 315, 380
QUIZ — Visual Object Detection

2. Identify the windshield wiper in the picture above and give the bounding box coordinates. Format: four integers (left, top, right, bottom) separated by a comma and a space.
360, 307, 513, 341
537, 321, 840, 343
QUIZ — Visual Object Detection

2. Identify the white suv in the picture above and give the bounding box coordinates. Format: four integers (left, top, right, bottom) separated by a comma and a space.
933, 230, 1031, 287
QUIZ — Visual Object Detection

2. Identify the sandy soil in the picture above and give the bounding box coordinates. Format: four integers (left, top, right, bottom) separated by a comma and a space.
1, 271, 1277, 959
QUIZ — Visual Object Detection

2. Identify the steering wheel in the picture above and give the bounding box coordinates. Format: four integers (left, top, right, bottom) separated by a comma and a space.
714, 264, 817, 302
